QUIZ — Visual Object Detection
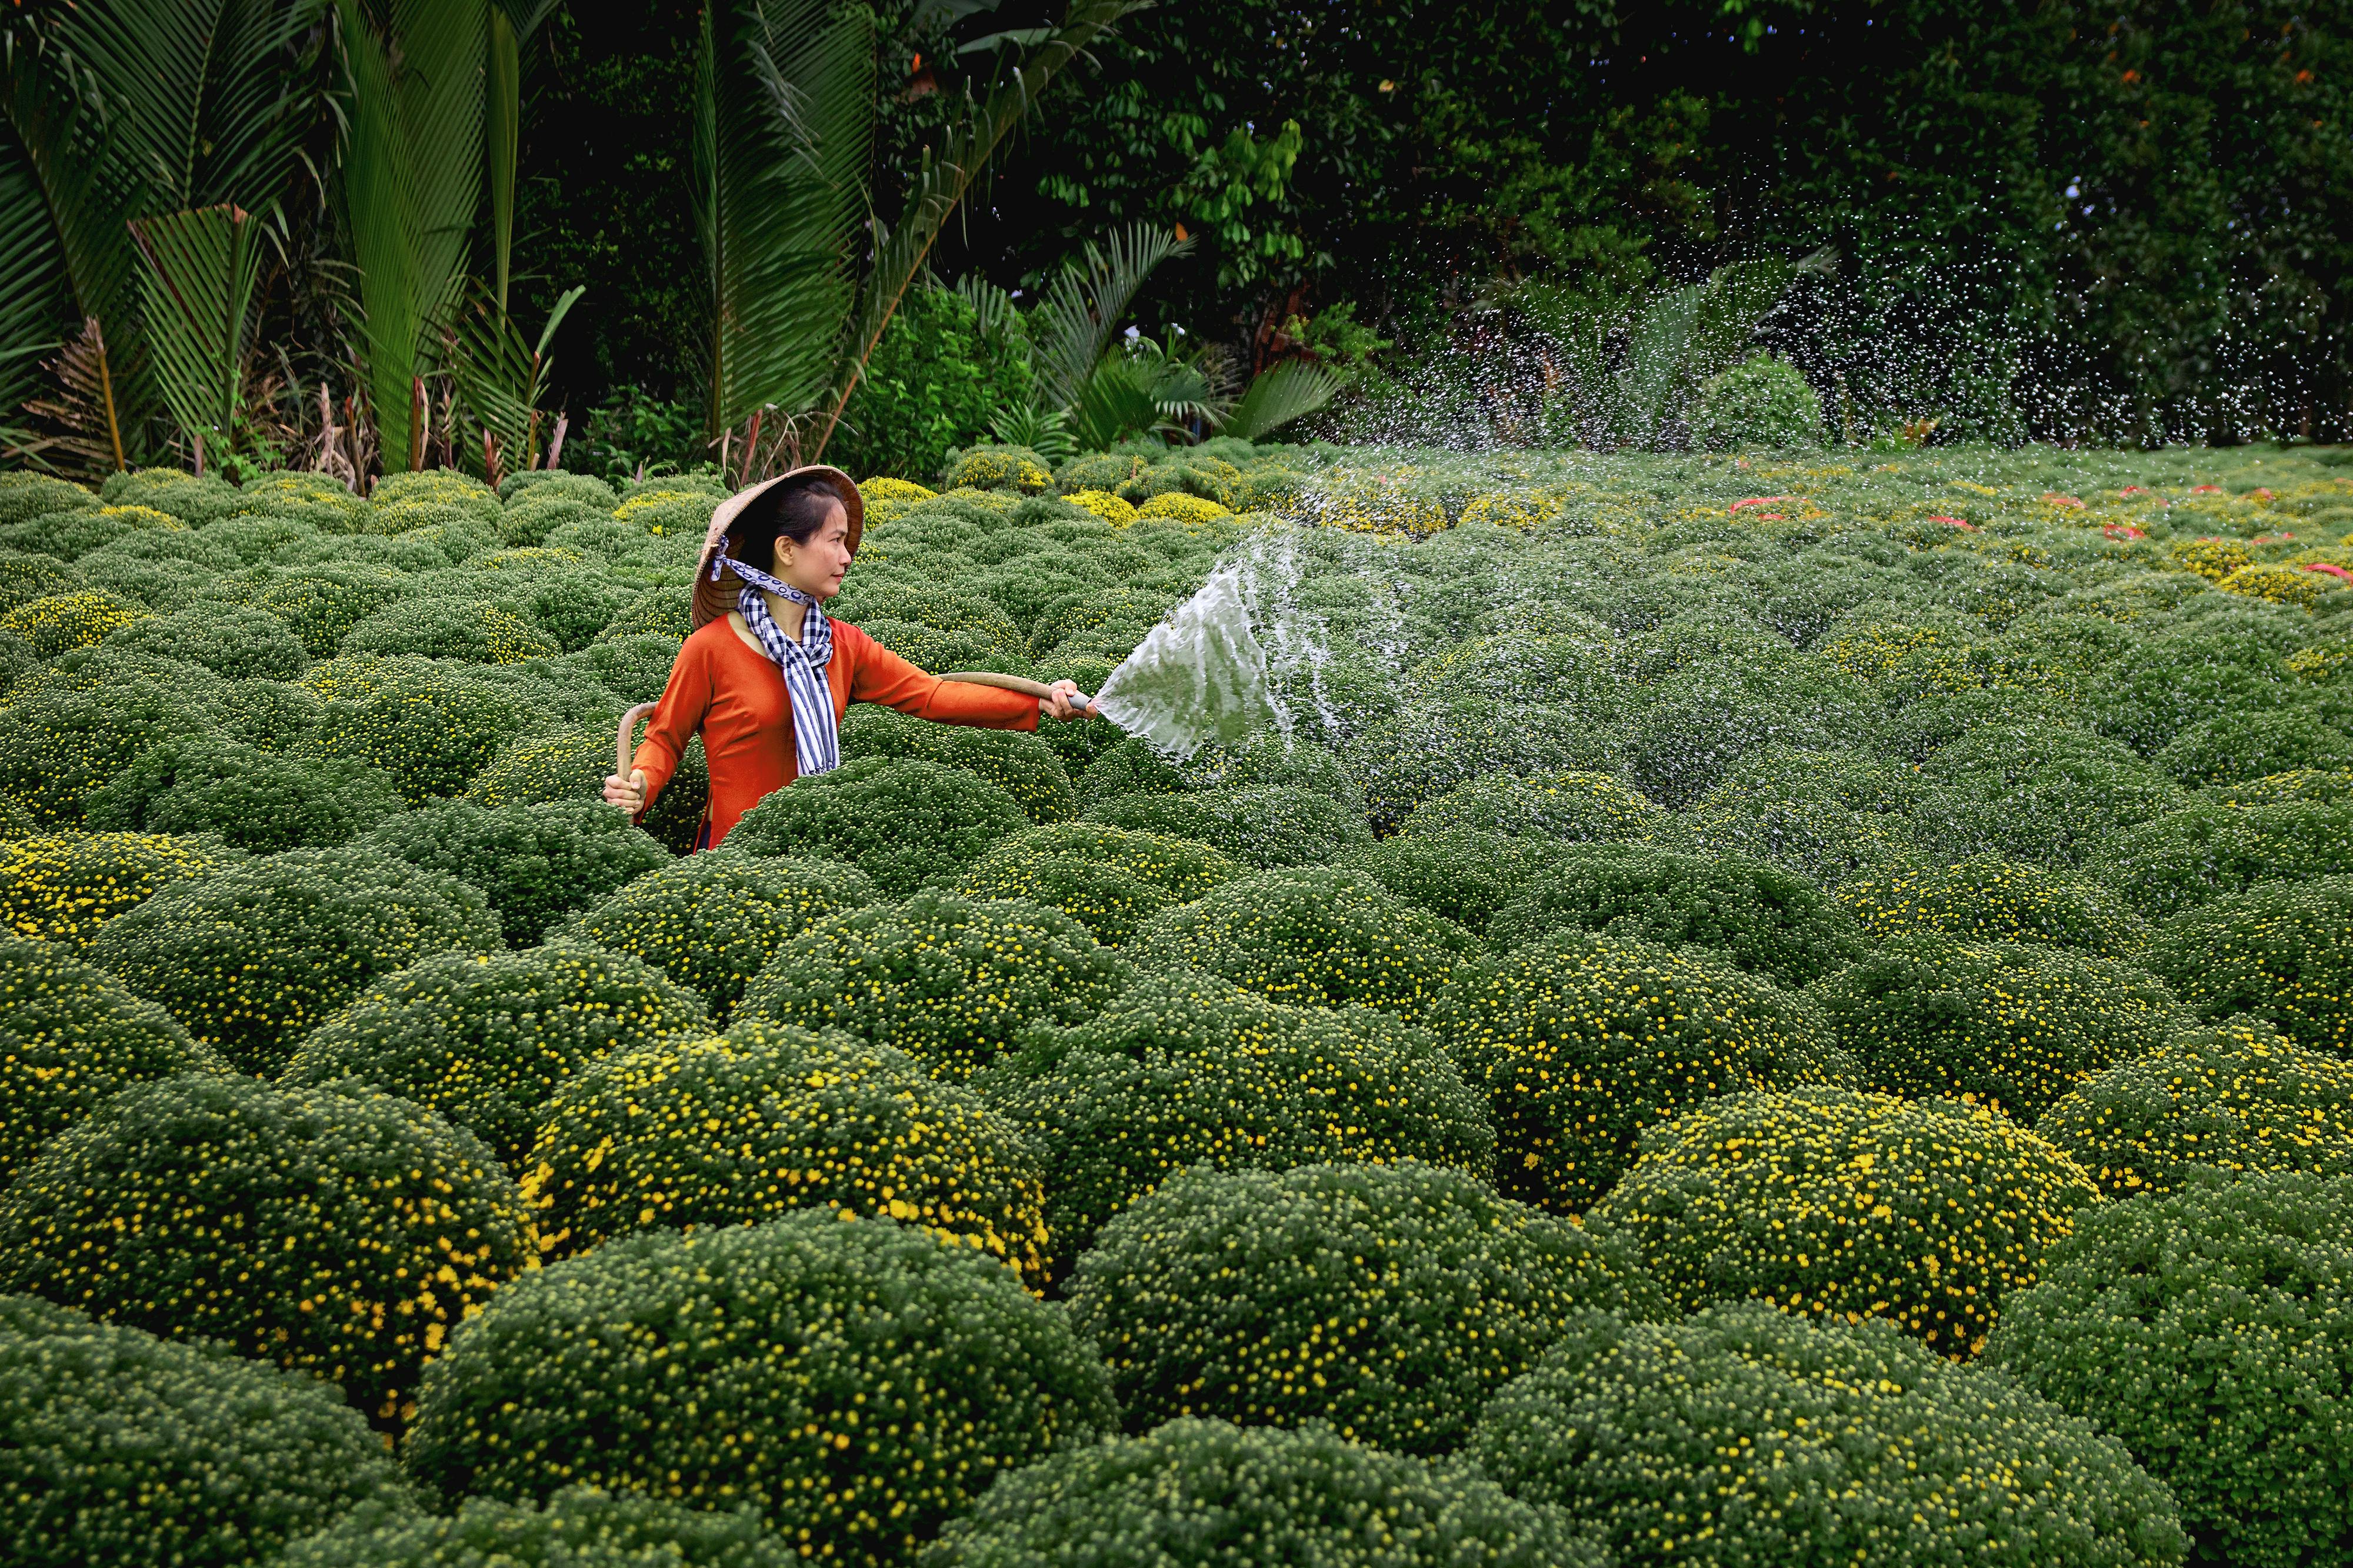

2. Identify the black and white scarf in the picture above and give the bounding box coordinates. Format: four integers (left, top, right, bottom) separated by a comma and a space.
710, 550, 840, 776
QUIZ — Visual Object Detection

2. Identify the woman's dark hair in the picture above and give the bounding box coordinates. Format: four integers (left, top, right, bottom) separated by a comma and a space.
726, 476, 849, 573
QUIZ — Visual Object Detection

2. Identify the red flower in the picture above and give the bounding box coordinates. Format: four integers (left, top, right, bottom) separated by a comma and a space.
2103, 523, 2147, 540
2253, 488, 2277, 501
2303, 562, 2350, 581
2192, 485, 2223, 493
2041, 492, 2084, 508
1731, 496, 1788, 512
1928, 515, 1977, 532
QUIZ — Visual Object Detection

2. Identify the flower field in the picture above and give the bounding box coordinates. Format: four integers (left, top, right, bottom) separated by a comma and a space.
8, 439, 2353, 1565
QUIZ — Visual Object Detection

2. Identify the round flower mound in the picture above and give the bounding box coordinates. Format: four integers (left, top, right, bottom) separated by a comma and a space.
471, 723, 712, 856
0, 829, 236, 946
1329, 829, 1573, 940
1485, 843, 1866, 989
1987, 1168, 2353, 1568
0, 1073, 536, 1427
1810, 938, 2178, 1123
84, 732, 405, 853
950, 852, 1173, 945
113, 603, 306, 680
1429, 931, 1847, 1213
1398, 770, 1661, 844
927, 1417, 1602, 1568
356, 797, 670, 945
984, 971, 1495, 1276
0, 933, 224, 1185
565, 849, 876, 1019
2097, 800, 2353, 916
0, 589, 147, 656
521, 1019, 1048, 1279
1085, 783, 1373, 869
86, 845, 503, 1076
1589, 1087, 2099, 1356
2144, 876, 2353, 1051
280, 944, 708, 1169
728, 755, 1027, 896
1131, 866, 1478, 1020
0, 1295, 411, 1568
340, 595, 562, 664
299, 665, 532, 803
1073, 735, 1185, 806
2156, 706, 2353, 787
2211, 768, 2353, 807
968, 819, 1242, 897
1835, 854, 2152, 957
839, 703, 1074, 824
1914, 722, 2185, 866
2038, 1019, 2353, 1197
1064, 1160, 1667, 1455
1474, 1300, 2187, 1568
281, 1487, 795, 1568
739, 889, 1128, 1080
404, 1212, 1118, 1558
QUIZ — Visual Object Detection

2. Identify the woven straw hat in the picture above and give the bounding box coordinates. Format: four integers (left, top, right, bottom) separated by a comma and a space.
690, 465, 864, 629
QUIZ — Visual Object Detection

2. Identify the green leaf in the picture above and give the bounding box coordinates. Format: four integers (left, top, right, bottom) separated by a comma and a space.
129, 204, 265, 470
1222, 358, 1342, 443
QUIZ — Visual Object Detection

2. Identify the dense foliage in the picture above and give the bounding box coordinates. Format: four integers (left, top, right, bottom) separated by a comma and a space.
1432, 930, 1847, 1212
1988, 1169, 2353, 1568
0, 829, 236, 945
928, 1418, 1604, 1568
279, 943, 708, 1167
1835, 855, 2152, 956
2038, 1019, 2353, 1197
0, 1295, 412, 1568
523, 1019, 1049, 1280
982, 971, 1494, 1276
281, 1489, 795, 1568
739, 890, 1128, 1080
0, 1073, 535, 1428
729, 756, 1028, 896
1591, 1087, 2099, 1355
2143, 875, 2353, 1053
405, 1213, 1118, 1559
1065, 1160, 1668, 1454
1809, 938, 2178, 1122
1475, 1302, 2187, 1568
358, 798, 671, 945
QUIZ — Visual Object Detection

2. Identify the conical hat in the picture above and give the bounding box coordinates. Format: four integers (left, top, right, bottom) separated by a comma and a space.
690, 465, 864, 629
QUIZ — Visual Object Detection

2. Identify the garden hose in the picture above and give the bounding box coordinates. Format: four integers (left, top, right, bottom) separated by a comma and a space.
940, 670, 1099, 708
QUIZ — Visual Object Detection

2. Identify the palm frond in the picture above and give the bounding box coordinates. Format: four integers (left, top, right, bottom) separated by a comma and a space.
486, 8, 519, 312
336, 0, 489, 472
698, 0, 873, 436
0, 25, 143, 369
811, 0, 1148, 458
58, 0, 325, 209
1222, 358, 1342, 442
0, 109, 71, 432
953, 273, 1021, 340
1030, 221, 1196, 412
449, 280, 581, 481
129, 203, 265, 471
987, 398, 1073, 463
1069, 349, 1164, 451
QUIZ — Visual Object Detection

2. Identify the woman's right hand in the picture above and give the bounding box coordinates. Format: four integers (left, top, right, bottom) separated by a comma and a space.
604, 769, 647, 815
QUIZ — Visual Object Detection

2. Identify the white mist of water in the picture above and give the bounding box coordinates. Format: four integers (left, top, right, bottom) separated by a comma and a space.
1092, 561, 1282, 759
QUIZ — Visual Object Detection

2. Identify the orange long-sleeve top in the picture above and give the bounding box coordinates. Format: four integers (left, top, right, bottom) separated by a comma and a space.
631, 615, 1038, 848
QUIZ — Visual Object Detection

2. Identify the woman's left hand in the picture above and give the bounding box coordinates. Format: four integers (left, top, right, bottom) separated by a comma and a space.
1039, 679, 1096, 721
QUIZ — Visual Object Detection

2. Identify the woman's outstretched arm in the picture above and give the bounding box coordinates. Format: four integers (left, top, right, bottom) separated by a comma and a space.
838, 622, 1047, 729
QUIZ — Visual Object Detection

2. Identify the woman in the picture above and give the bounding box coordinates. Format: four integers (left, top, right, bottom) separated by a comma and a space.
604, 465, 1092, 848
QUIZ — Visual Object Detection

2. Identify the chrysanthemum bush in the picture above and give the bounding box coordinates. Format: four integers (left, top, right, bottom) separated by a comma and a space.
279, 943, 708, 1168
298, 663, 532, 803
521, 1018, 1049, 1279
1589, 1087, 2099, 1356
0, 933, 224, 1185
0, 589, 148, 657
1834, 853, 2152, 956
729, 755, 1026, 896
355, 797, 669, 945
564, 849, 875, 1018
1065, 1159, 1667, 1454
1809, 938, 2178, 1122
1085, 783, 1372, 868
1987, 1168, 2353, 1568
1430, 930, 1849, 1213
0, 829, 237, 945
2037, 1019, 2353, 1196
472, 722, 712, 855
86, 845, 503, 1076
404, 1212, 1118, 1560
1474, 1300, 2187, 1568
1325, 830, 1568, 941
2095, 800, 2353, 915
84, 733, 405, 853
1398, 769, 1660, 843
0, 1073, 536, 1428
980, 971, 1494, 1276
281, 1489, 794, 1568
0, 1295, 412, 1568
1673, 744, 1918, 885
840, 703, 1073, 824
1131, 866, 1478, 1019
1485, 843, 1865, 987
2142, 875, 2353, 1051
1912, 722, 2185, 866
2155, 705, 2353, 786
925, 1417, 1605, 1568
114, 603, 306, 680
739, 889, 1127, 1080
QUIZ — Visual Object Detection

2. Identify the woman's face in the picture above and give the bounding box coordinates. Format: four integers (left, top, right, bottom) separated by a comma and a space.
776, 499, 854, 600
